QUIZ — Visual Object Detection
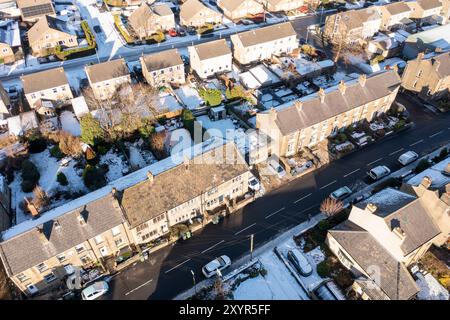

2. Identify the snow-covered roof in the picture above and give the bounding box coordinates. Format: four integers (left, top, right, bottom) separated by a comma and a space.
71, 96, 90, 119
407, 158, 450, 189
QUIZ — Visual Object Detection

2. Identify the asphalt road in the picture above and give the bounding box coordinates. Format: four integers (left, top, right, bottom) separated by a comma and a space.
0, 14, 326, 83
103, 95, 450, 300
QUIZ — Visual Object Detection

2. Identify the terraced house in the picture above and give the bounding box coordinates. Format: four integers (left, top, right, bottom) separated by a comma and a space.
85, 58, 131, 100
17, 0, 55, 22
259, 0, 304, 13
401, 52, 450, 101
256, 70, 402, 157
140, 49, 185, 87
21, 67, 73, 109
188, 39, 232, 79
377, 1, 412, 30
407, 0, 443, 23
128, 3, 175, 40
0, 141, 251, 295
231, 22, 297, 65
217, 0, 264, 21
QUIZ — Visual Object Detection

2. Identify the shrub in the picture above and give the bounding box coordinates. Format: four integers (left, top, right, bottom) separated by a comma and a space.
182, 109, 195, 135
259, 267, 268, 277
57, 172, 68, 186
80, 114, 105, 146
394, 119, 406, 131
317, 220, 331, 231
198, 88, 222, 107
50, 145, 64, 159
317, 260, 331, 278
320, 198, 344, 217
21, 160, 40, 192
138, 118, 155, 140
149, 131, 167, 160
27, 132, 47, 153
414, 159, 431, 174
82, 164, 107, 191
225, 85, 248, 101
432, 148, 449, 163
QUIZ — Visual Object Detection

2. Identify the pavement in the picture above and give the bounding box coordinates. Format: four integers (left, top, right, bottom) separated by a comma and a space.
102, 95, 450, 300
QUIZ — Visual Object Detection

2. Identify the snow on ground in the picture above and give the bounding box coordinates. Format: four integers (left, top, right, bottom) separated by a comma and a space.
60, 111, 81, 136
416, 272, 449, 300
312, 71, 349, 89
10, 149, 87, 224
128, 145, 146, 169
408, 158, 450, 188
174, 86, 204, 110
99, 149, 130, 182
157, 92, 183, 113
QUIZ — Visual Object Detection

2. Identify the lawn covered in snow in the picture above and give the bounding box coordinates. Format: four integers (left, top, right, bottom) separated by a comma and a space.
416, 272, 449, 300
174, 86, 204, 110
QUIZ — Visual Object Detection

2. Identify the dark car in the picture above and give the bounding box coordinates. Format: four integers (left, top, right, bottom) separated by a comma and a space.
299, 38, 306, 45
200, 32, 215, 38
93, 25, 102, 34
80, 78, 90, 90
178, 28, 186, 37
186, 26, 197, 35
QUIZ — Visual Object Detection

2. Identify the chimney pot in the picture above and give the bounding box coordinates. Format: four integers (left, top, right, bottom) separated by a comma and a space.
421, 176, 432, 189
358, 74, 367, 87
147, 171, 154, 182
366, 203, 377, 213
318, 88, 326, 103
393, 227, 406, 240
417, 52, 425, 60
295, 101, 303, 112
338, 80, 346, 95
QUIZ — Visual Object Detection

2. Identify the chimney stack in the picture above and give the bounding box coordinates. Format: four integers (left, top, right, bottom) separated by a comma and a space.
358, 74, 367, 87
147, 171, 154, 183
295, 101, 303, 112
24, 197, 39, 217
338, 80, 346, 95
366, 203, 377, 213
36, 227, 49, 244
421, 176, 432, 189
433, 59, 441, 72
270, 107, 277, 120
184, 155, 190, 170
417, 52, 425, 60
393, 227, 406, 240
318, 88, 326, 103
111, 187, 117, 198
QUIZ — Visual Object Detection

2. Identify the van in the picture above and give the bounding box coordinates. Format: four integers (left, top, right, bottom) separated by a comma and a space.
81, 281, 109, 300
368, 165, 391, 180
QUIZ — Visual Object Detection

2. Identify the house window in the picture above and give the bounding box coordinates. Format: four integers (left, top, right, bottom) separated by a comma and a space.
2, 48, 8, 53
94, 235, 104, 245
52, 88, 57, 93
57, 254, 66, 263
136, 223, 148, 233
337, 249, 353, 269
36, 263, 48, 273
17, 273, 29, 283
43, 273, 57, 283
114, 238, 124, 247
61, 86, 66, 91
75, 244, 85, 253
31, 94, 36, 99
111, 226, 121, 236
80, 255, 91, 264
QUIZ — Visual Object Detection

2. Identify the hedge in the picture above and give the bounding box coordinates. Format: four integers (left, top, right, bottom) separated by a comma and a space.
145, 31, 165, 44
113, 14, 135, 44
54, 21, 97, 60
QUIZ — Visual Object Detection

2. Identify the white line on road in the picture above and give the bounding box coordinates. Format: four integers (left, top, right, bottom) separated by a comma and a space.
265, 207, 286, 219
343, 168, 360, 178
234, 223, 256, 235
319, 180, 337, 190
389, 148, 404, 156
367, 158, 383, 166
124, 279, 153, 296
409, 139, 424, 147
429, 131, 443, 138
298, 203, 321, 214
294, 193, 312, 204
201, 240, 225, 254
164, 259, 191, 274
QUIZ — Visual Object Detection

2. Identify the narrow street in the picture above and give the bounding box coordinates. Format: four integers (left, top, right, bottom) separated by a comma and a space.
103, 98, 450, 300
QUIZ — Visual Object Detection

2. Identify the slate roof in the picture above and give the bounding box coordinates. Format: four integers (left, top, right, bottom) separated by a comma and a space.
85, 58, 129, 84
141, 49, 183, 72
27, 15, 74, 45
329, 221, 420, 300
267, 69, 401, 136
120, 142, 249, 228
232, 22, 296, 48
384, 2, 411, 15
0, 194, 124, 276
191, 39, 231, 60
180, 0, 220, 22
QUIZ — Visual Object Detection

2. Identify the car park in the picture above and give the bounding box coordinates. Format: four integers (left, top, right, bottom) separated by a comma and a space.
287, 249, 312, 276
81, 281, 109, 300
368, 165, 391, 180
268, 159, 286, 178
397, 151, 419, 166
202, 255, 231, 278
330, 186, 352, 201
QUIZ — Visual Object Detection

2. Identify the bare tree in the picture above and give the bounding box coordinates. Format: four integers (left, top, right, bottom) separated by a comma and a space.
149, 130, 167, 160
320, 197, 344, 217
31, 185, 49, 212
214, 277, 226, 300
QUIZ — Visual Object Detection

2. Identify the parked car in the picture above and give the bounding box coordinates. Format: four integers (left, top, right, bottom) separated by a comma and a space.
268, 159, 286, 178
81, 281, 109, 300
168, 28, 178, 37
248, 176, 261, 192
330, 186, 352, 201
8, 86, 19, 100
202, 255, 231, 278
178, 28, 186, 37
287, 249, 313, 276
238, 19, 252, 25
93, 25, 102, 34
442, 163, 450, 177
368, 165, 391, 180
397, 151, 419, 166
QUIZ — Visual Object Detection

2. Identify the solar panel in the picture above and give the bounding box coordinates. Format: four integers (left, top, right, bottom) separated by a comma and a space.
21, 3, 54, 18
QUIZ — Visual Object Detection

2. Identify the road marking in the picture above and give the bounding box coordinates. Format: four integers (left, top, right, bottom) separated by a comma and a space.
367, 158, 383, 166
201, 240, 225, 254
429, 131, 443, 138
298, 203, 321, 214
265, 207, 286, 219
294, 193, 312, 204
124, 279, 153, 296
164, 259, 191, 274
234, 223, 256, 235
409, 139, 424, 147
343, 168, 360, 178
319, 180, 337, 190
389, 148, 404, 156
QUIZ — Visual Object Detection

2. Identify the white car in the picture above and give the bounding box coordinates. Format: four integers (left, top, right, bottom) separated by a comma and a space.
368, 165, 391, 180
397, 151, 418, 166
330, 186, 352, 201
287, 249, 313, 276
268, 160, 286, 178
202, 255, 231, 278
248, 176, 260, 191
81, 281, 109, 300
